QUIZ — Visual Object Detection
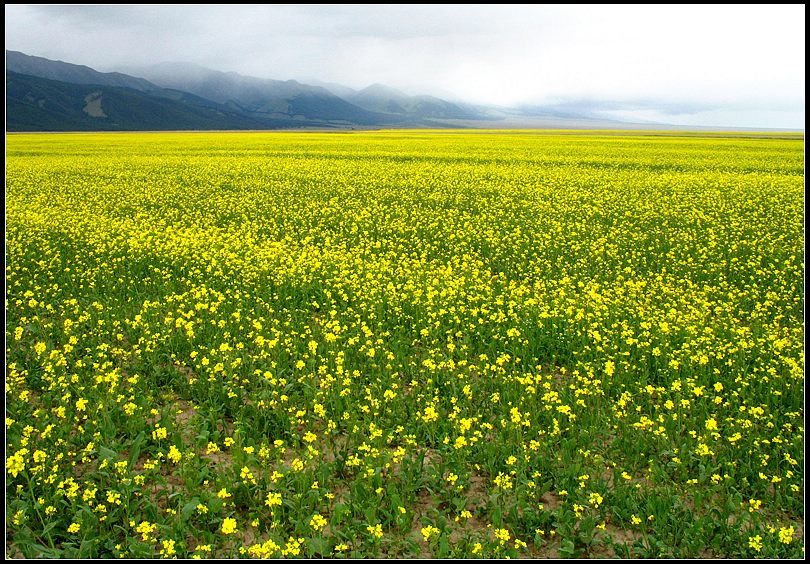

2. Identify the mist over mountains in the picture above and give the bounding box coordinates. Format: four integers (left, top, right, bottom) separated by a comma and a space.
6, 50, 740, 131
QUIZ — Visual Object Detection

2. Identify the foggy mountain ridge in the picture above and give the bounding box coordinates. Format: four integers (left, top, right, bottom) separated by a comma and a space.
125, 61, 399, 125
346, 83, 483, 120
5, 49, 704, 131
6, 50, 159, 93
127, 62, 486, 122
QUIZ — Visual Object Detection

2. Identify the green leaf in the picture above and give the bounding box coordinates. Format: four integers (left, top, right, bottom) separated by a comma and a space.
309, 537, 329, 557
437, 535, 450, 558
98, 445, 119, 462
559, 538, 577, 557
180, 497, 200, 522
128, 431, 146, 469
364, 506, 377, 523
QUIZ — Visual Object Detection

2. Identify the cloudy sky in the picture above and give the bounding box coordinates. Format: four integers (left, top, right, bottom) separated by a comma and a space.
5, 4, 805, 129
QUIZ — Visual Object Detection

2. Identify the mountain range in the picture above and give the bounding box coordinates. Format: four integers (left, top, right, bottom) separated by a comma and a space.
6, 50, 639, 131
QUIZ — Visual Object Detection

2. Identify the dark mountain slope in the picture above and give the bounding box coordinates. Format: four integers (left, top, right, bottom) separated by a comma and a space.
6, 71, 313, 131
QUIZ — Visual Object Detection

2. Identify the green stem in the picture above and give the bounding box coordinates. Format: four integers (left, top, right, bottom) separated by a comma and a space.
25, 472, 55, 549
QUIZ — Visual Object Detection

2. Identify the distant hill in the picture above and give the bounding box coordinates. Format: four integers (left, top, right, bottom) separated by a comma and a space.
6, 50, 159, 93
305, 79, 359, 101
347, 83, 483, 120
130, 62, 403, 125
6, 71, 312, 131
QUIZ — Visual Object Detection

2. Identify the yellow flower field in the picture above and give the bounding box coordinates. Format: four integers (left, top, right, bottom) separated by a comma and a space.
5, 130, 804, 558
